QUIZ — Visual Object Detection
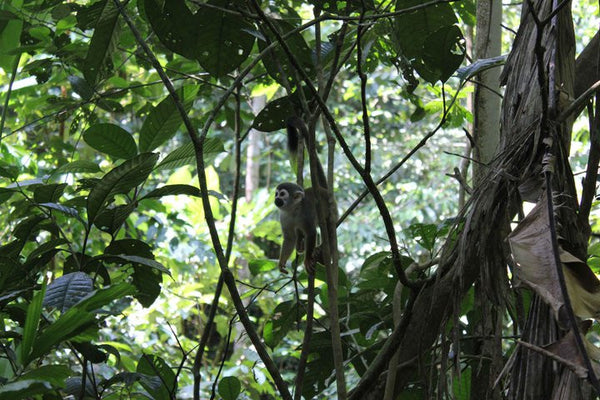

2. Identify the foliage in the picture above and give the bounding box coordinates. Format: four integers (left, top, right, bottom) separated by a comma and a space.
1, 0, 598, 399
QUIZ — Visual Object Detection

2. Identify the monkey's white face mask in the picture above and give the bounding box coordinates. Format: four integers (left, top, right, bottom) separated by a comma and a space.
274, 184, 305, 209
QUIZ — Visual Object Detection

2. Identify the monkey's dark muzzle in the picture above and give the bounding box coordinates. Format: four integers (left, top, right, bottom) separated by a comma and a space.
274, 198, 284, 207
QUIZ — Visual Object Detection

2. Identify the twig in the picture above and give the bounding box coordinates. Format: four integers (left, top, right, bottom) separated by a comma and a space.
516, 339, 585, 375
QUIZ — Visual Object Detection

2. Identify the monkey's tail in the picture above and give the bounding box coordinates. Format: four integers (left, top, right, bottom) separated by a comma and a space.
286, 116, 303, 155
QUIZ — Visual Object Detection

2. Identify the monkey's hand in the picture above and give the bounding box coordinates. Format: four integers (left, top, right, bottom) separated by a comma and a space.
304, 257, 316, 275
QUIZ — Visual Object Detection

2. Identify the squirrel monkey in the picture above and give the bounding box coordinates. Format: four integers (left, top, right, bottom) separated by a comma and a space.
274, 117, 330, 274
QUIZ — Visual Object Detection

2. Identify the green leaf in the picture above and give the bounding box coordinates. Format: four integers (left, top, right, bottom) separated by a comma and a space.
257, 19, 315, 86
20, 281, 46, 366
28, 309, 96, 363
111, 254, 170, 276
218, 376, 241, 400
50, 160, 102, 177
25, 239, 69, 264
421, 25, 465, 83
83, 0, 120, 84
0, 3, 23, 71
196, 0, 255, 77
263, 300, 299, 349
136, 354, 176, 400
74, 282, 135, 312
393, 0, 465, 83
86, 153, 159, 224
39, 203, 83, 223
141, 184, 202, 200
252, 95, 298, 132
143, 0, 198, 60
33, 183, 67, 203
17, 365, 71, 388
29, 283, 135, 361
154, 138, 224, 171
139, 86, 199, 152
94, 203, 136, 234
43, 272, 94, 313
83, 123, 138, 159
0, 380, 53, 399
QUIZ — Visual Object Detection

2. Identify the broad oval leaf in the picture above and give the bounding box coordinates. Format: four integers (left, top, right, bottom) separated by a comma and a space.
143, 0, 198, 60
87, 153, 159, 224
393, 0, 464, 83
218, 376, 241, 400
44, 272, 94, 313
139, 86, 199, 153
154, 138, 224, 171
196, 0, 255, 77
253, 95, 298, 132
83, 123, 137, 159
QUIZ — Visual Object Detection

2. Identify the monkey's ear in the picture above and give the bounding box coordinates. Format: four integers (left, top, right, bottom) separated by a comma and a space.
293, 191, 305, 201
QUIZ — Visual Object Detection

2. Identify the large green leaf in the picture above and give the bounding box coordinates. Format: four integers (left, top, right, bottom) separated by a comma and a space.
218, 376, 241, 400
0, 380, 53, 399
111, 255, 170, 275
43, 272, 94, 313
139, 86, 199, 153
33, 183, 67, 203
50, 160, 102, 177
393, 0, 465, 83
0, 2, 23, 71
86, 153, 159, 224
154, 138, 224, 171
83, 123, 138, 159
136, 354, 176, 400
252, 95, 299, 132
263, 300, 299, 349
257, 19, 315, 86
20, 282, 46, 366
83, 0, 120, 84
29, 283, 135, 362
195, 0, 255, 77
143, 0, 198, 60
141, 184, 202, 200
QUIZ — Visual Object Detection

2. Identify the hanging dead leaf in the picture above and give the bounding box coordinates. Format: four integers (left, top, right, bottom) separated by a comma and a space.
509, 190, 600, 321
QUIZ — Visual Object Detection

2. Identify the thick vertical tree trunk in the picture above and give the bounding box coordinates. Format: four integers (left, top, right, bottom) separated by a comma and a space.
471, 1, 503, 398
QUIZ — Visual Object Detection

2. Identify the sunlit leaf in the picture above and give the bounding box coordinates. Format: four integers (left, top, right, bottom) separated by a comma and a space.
139, 86, 199, 152
154, 138, 224, 171
83, 123, 137, 159
87, 153, 159, 224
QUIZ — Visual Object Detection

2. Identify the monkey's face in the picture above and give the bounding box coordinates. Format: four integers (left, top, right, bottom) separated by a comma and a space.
275, 183, 304, 209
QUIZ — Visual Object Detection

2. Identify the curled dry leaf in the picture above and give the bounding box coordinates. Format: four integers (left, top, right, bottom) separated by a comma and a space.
509, 191, 600, 321
544, 329, 600, 378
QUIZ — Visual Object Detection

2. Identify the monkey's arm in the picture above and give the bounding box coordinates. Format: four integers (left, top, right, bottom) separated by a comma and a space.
278, 228, 297, 274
